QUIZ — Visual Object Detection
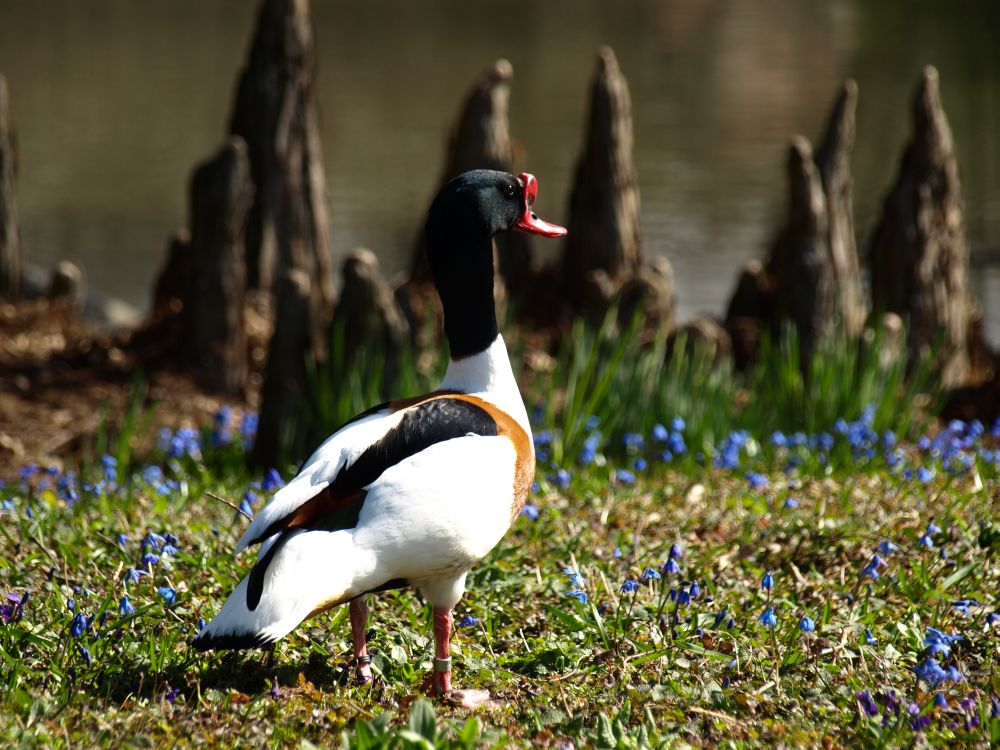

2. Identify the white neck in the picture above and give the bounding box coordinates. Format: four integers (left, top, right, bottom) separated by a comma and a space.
440, 334, 531, 434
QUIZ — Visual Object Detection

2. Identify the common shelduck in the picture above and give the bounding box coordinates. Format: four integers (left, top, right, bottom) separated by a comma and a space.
193, 169, 567, 706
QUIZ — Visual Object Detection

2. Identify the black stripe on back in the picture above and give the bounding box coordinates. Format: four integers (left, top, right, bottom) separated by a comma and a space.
330, 397, 498, 494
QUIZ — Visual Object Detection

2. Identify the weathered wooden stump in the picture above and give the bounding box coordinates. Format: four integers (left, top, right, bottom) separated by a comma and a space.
0, 75, 22, 300
561, 47, 643, 314
183, 138, 254, 396
253, 268, 313, 468
868, 67, 971, 387
669, 315, 732, 362
47, 261, 84, 304
725, 80, 865, 369
815, 80, 865, 337
332, 249, 410, 359
768, 137, 836, 367
617, 257, 676, 333
230, 0, 335, 323
410, 59, 532, 294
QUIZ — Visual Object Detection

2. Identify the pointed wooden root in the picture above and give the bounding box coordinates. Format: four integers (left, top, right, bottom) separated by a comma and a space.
349, 598, 373, 685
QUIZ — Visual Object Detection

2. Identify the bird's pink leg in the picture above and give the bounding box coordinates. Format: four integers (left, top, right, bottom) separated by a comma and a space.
431, 606, 490, 707
349, 598, 373, 684
432, 607, 453, 695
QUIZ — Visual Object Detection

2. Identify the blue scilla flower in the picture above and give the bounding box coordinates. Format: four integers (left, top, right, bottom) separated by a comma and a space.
865, 628, 878, 645
933, 693, 948, 709
876, 540, 898, 556
69, 613, 89, 638
652, 423, 669, 442
551, 468, 572, 490
262, 468, 285, 492
141, 532, 166, 551
667, 432, 686, 455
668, 543, 683, 560
520, 503, 539, 521
615, 469, 636, 486
565, 589, 588, 604
677, 590, 691, 607
118, 595, 136, 617
758, 607, 777, 628
860, 564, 879, 581
761, 571, 774, 591
798, 615, 815, 633
533, 431, 553, 449
671, 417, 685, 433
124, 568, 148, 588
79, 645, 93, 668
689, 581, 700, 599
916, 534, 934, 549
622, 432, 644, 450
912, 657, 947, 686
916, 466, 934, 484
238, 498, 254, 519
661, 558, 681, 576
562, 569, 586, 589
141, 552, 161, 568
770, 431, 787, 448
157, 587, 177, 606
115, 533, 131, 550
784, 497, 799, 509
620, 579, 640, 594
746, 472, 767, 490
659, 450, 673, 463
240, 412, 259, 444
211, 406, 233, 447
457, 615, 482, 628
856, 690, 879, 717
633, 458, 647, 472
640, 568, 660, 583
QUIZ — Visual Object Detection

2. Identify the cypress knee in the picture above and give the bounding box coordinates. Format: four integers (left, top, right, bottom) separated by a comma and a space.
230, 0, 335, 323
868, 67, 971, 387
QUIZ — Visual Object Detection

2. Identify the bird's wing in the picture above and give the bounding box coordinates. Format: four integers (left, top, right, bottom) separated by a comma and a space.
235, 395, 500, 557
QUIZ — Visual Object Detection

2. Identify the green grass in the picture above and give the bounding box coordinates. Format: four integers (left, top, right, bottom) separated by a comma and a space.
1, 323, 997, 748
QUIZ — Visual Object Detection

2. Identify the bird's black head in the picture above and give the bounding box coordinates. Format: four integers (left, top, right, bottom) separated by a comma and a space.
424, 169, 566, 359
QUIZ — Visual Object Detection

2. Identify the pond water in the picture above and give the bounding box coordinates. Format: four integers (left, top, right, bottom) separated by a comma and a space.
1, 0, 998, 340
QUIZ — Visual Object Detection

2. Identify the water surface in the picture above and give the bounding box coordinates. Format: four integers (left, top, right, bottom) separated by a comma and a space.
1, 0, 997, 339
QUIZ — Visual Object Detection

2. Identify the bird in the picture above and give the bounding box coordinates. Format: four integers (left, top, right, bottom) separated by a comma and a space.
193, 169, 567, 706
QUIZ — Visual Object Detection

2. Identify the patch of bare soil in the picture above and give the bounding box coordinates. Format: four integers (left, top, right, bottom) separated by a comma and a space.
0, 299, 247, 480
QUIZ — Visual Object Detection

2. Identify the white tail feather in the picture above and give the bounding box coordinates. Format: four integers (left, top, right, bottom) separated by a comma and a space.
196, 529, 374, 649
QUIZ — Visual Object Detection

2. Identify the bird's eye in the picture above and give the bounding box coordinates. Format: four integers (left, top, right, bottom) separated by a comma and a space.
503, 183, 516, 197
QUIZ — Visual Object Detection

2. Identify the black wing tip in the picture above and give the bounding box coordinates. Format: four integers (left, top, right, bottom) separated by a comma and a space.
191, 630, 274, 652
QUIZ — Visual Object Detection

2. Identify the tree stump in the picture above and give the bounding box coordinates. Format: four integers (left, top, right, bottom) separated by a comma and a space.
183, 138, 254, 396
768, 137, 836, 368
561, 47, 642, 313
725, 81, 865, 369
410, 59, 533, 295
868, 67, 971, 387
332, 248, 409, 359
815, 80, 866, 337
230, 0, 335, 324
0, 75, 22, 300
617, 258, 676, 334
252, 268, 313, 468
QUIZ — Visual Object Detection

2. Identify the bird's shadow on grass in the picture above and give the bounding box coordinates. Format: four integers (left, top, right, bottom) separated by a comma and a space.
87, 645, 352, 707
